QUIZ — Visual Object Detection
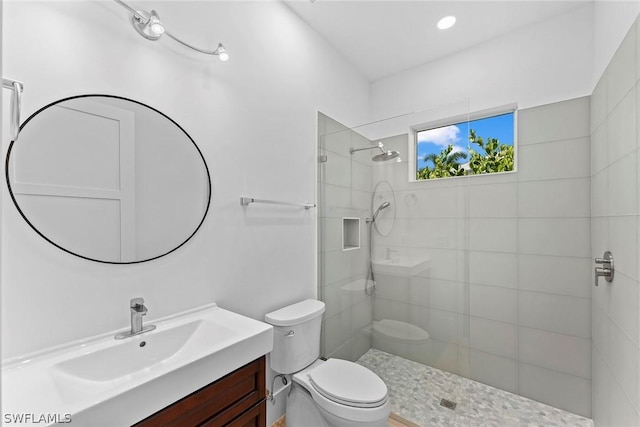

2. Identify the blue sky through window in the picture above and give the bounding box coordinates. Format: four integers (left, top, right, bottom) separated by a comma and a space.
416, 112, 514, 171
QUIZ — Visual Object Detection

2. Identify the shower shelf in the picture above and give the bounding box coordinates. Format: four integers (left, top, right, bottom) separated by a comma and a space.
342, 217, 360, 251
240, 197, 316, 209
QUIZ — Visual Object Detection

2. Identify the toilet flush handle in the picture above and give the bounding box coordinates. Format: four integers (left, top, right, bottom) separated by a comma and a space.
285, 330, 295, 338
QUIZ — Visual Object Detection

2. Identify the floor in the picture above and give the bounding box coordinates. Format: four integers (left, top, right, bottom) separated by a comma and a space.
356, 349, 595, 427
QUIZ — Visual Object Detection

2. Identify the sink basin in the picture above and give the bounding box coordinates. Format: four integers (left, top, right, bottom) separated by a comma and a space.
372, 256, 431, 276
2, 303, 273, 426
54, 319, 228, 383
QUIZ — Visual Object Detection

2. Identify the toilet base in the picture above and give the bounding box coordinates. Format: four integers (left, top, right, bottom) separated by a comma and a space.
286, 383, 388, 427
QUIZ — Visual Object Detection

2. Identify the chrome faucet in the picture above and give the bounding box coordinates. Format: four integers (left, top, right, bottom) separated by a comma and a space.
115, 297, 156, 339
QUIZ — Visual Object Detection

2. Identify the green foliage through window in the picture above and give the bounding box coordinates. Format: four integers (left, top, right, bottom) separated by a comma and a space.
416, 112, 515, 180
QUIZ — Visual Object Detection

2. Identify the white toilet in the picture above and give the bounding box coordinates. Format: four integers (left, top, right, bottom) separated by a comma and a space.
265, 299, 391, 427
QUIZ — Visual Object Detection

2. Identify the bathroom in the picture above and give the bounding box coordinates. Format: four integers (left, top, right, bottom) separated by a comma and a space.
1, 0, 639, 426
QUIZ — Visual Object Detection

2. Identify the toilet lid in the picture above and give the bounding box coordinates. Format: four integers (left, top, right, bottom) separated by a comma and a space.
307, 359, 388, 408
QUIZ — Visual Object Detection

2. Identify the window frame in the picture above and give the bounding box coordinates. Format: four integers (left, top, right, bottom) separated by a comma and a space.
408, 104, 518, 183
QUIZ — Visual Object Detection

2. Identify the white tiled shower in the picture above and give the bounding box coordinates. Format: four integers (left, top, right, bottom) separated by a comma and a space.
318, 14, 640, 424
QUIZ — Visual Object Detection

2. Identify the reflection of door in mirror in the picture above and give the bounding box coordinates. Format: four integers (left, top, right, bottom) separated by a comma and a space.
7, 95, 211, 264
10, 99, 137, 261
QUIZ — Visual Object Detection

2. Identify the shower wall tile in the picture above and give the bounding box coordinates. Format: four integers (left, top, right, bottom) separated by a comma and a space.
469, 284, 518, 324
637, 20, 640, 84
517, 178, 590, 218
591, 15, 640, 427
518, 218, 591, 257
609, 272, 639, 344
469, 251, 518, 289
592, 303, 611, 364
610, 323, 640, 408
591, 121, 608, 175
609, 377, 640, 427
591, 169, 608, 218
425, 249, 464, 282
469, 349, 519, 394
609, 215, 638, 279
323, 128, 352, 158
469, 317, 518, 359
324, 311, 352, 356
351, 160, 372, 192
374, 274, 411, 303
373, 298, 411, 324
518, 362, 591, 417
320, 217, 342, 252
323, 152, 352, 188
427, 309, 459, 343
517, 96, 590, 145
518, 254, 591, 298
323, 250, 352, 285
409, 276, 431, 308
407, 218, 462, 249
469, 218, 517, 252
399, 187, 462, 219
607, 89, 637, 164
518, 291, 591, 338
518, 326, 591, 379
517, 137, 591, 181
468, 182, 517, 218
429, 279, 465, 314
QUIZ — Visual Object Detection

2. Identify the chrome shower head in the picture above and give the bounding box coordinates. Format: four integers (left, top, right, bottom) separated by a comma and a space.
372, 150, 400, 162
372, 201, 391, 221
350, 142, 400, 162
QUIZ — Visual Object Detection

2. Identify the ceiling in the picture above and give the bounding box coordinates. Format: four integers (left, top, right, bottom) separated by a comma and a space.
284, 1, 591, 82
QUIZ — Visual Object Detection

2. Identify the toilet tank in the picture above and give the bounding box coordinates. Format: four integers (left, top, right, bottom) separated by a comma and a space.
264, 299, 326, 374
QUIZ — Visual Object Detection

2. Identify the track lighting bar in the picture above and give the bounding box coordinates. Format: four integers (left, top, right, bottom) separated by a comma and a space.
113, 0, 229, 61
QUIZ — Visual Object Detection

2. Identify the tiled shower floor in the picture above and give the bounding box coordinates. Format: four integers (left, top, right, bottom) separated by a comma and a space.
356, 349, 594, 427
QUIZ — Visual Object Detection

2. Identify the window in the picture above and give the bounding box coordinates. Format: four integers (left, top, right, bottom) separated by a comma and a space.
414, 111, 515, 181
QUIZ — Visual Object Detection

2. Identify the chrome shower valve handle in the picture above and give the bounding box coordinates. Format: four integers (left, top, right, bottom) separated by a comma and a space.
594, 251, 614, 286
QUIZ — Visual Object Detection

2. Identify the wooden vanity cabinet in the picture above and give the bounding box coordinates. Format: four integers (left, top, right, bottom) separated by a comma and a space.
134, 356, 266, 427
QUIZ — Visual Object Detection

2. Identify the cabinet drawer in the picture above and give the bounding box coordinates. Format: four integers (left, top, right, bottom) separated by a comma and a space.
135, 356, 266, 427
203, 400, 266, 427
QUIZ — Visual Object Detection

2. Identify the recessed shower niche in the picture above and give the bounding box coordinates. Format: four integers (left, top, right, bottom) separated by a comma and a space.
342, 217, 360, 251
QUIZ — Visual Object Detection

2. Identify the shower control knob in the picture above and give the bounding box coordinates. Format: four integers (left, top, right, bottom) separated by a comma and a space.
594, 251, 614, 286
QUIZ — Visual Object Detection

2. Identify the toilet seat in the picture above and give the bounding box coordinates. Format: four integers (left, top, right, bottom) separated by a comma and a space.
308, 359, 388, 408
293, 359, 390, 423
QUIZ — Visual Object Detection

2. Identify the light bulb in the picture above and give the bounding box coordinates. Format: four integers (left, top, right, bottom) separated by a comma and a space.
215, 44, 229, 62
149, 17, 165, 35
437, 15, 456, 30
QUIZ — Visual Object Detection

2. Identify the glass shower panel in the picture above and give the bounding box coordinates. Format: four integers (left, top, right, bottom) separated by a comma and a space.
318, 99, 472, 425
317, 113, 374, 362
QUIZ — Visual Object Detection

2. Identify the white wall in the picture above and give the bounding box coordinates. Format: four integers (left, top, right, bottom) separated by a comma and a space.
1, 1, 369, 361
593, 0, 640, 87
370, 4, 595, 121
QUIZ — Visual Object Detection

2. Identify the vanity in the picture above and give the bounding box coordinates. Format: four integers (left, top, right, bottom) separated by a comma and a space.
1, 304, 273, 426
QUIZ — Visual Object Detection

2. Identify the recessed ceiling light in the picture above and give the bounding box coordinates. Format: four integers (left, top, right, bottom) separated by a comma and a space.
437, 15, 456, 30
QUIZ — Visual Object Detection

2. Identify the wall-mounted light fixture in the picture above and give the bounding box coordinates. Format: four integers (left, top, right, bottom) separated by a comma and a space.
113, 0, 229, 61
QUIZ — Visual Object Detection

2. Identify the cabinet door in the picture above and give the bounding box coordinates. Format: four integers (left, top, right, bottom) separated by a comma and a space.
135, 357, 266, 427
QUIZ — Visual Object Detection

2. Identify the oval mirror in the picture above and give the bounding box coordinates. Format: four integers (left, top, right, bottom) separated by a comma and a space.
5, 95, 211, 264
